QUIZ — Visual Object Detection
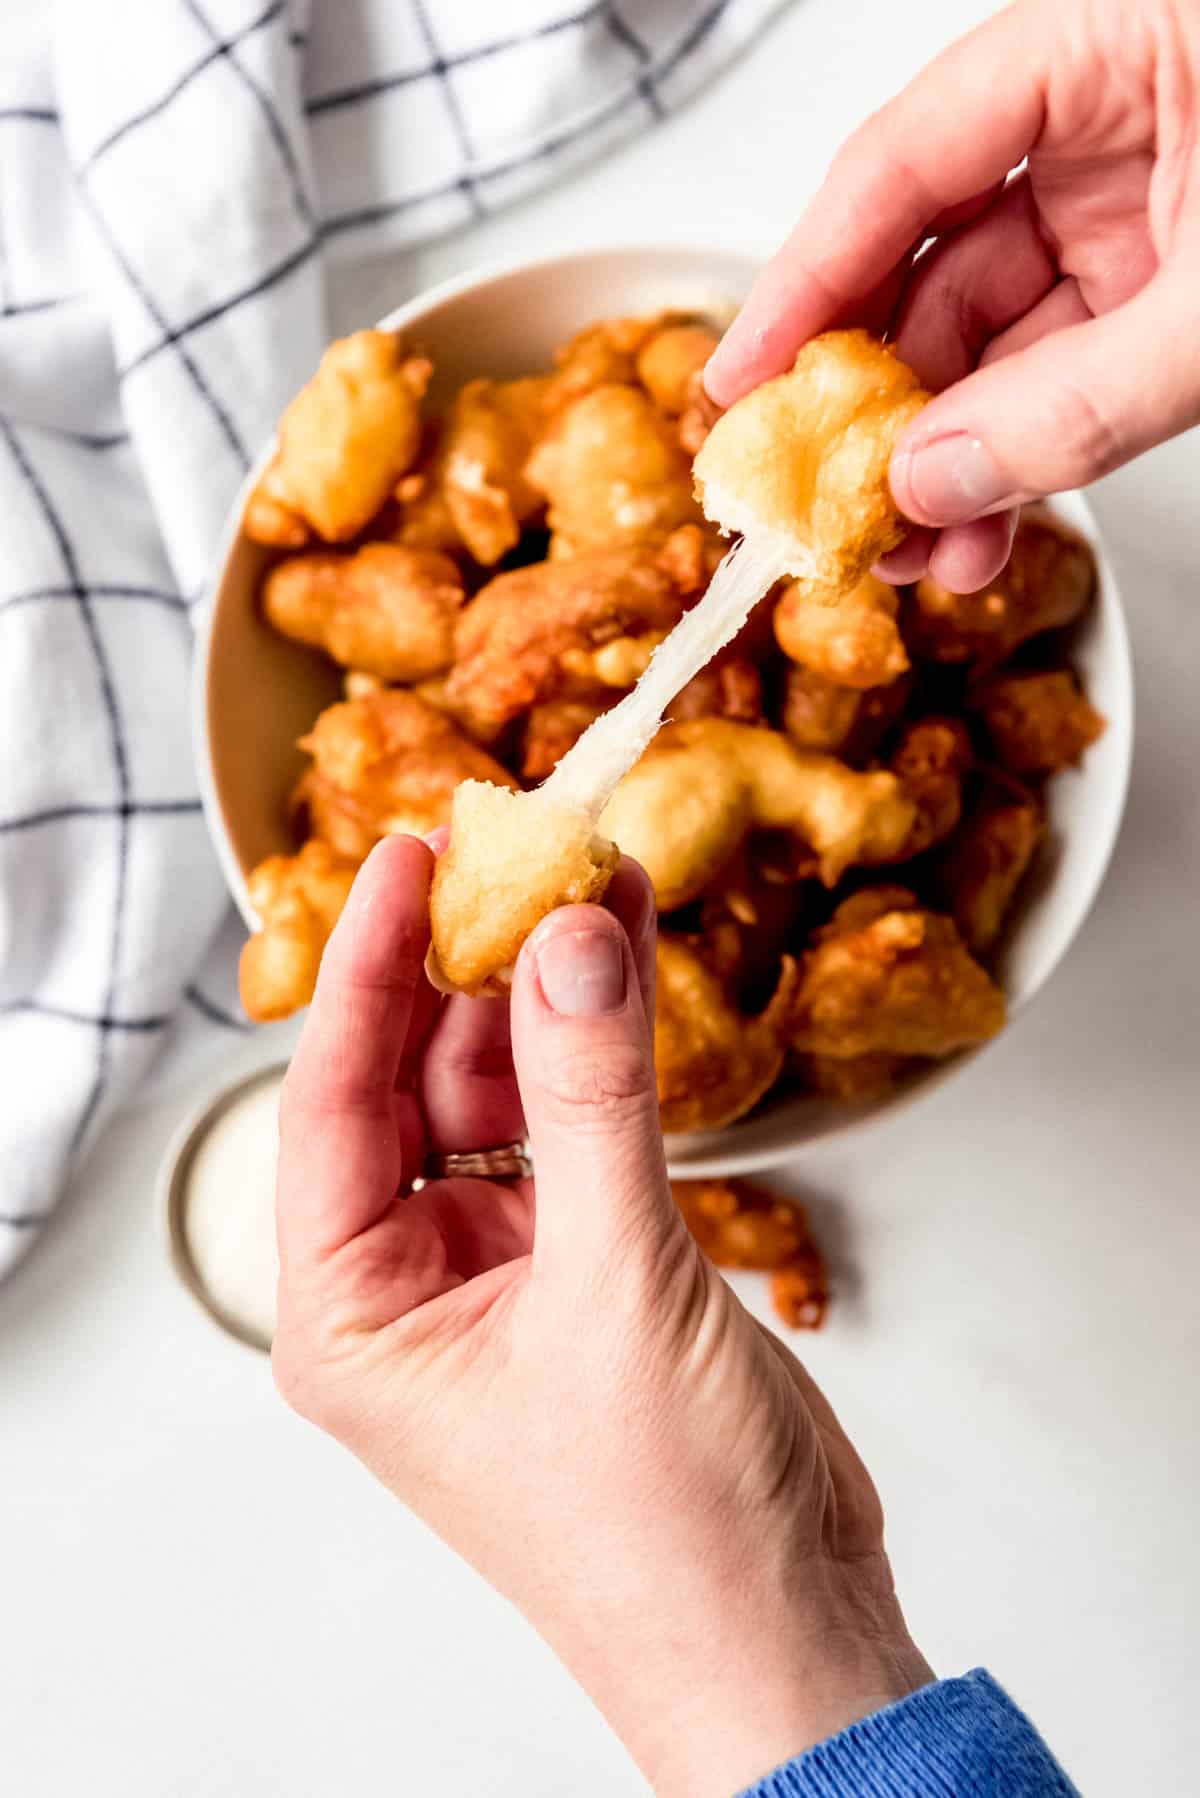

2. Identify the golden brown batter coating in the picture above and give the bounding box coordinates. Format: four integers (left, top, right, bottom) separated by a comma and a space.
598, 718, 917, 907
244, 331, 430, 544
791, 906, 1006, 1059
263, 543, 465, 681
940, 779, 1044, 954
238, 840, 358, 1021
636, 322, 720, 415
654, 519, 729, 597
242, 461, 310, 548
906, 506, 1096, 666
774, 571, 909, 689
689, 852, 806, 999
655, 936, 798, 1132
548, 313, 673, 401
392, 376, 552, 565
891, 716, 974, 857
813, 886, 920, 939
770, 1264, 832, 1330
780, 664, 911, 760
973, 670, 1105, 773
429, 783, 617, 996
443, 546, 685, 740
669, 657, 764, 725
797, 1051, 907, 1101
526, 383, 702, 554
520, 698, 613, 782
694, 330, 929, 597
677, 367, 723, 456
294, 688, 516, 862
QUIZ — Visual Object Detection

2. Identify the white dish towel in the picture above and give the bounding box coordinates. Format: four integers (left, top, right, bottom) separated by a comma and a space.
0, 0, 785, 1279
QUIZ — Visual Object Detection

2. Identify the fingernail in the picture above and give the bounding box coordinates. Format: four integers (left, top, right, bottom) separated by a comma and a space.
700, 350, 725, 403
536, 926, 626, 1017
895, 434, 1015, 525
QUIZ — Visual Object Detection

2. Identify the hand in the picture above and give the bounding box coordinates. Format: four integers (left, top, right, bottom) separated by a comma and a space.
706, 0, 1200, 592
273, 836, 931, 1798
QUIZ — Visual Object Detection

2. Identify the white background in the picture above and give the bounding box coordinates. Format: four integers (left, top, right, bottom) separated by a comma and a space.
4, 1, 1199, 1793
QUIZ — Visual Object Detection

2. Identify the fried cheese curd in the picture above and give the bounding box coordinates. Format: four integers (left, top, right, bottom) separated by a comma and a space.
526, 382, 702, 554
905, 506, 1095, 665
394, 375, 553, 565
655, 935, 797, 1131
263, 543, 465, 682
244, 310, 1103, 1144
244, 331, 430, 545
599, 718, 917, 908
973, 670, 1105, 774
693, 329, 930, 599
791, 890, 1006, 1061
890, 716, 974, 857
689, 851, 806, 999
239, 841, 358, 1021
671, 1177, 829, 1329
443, 542, 688, 741
635, 322, 721, 416
293, 688, 515, 863
774, 571, 909, 688
939, 777, 1044, 956
781, 664, 911, 760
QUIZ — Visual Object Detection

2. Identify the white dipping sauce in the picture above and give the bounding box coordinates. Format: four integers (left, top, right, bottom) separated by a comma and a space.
181, 1072, 284, 1346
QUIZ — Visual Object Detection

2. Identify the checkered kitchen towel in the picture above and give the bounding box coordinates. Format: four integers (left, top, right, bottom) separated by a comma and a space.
0, 0, 788, 1277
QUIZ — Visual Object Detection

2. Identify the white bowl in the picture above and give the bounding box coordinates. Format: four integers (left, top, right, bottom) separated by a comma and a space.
194, 245, 1134, 1178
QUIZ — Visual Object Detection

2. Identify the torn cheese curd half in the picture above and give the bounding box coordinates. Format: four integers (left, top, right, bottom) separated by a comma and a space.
694, 329, 929, 599
427, 782, 618, 996
428, 329, 929, 997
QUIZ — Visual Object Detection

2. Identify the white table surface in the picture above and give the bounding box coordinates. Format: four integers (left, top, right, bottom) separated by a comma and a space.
4, 3, 1199, 1794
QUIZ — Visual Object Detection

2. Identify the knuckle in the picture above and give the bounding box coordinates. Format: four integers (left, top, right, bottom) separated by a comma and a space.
537, 1040, 656, 1125
1047, 379, 1126, 482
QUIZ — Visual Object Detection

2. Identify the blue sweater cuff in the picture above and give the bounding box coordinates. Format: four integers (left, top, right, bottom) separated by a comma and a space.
738, 1670, 1080, 1798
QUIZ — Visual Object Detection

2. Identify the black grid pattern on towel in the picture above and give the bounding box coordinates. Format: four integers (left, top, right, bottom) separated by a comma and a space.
64, 0, 736, 386
0, 417, 195, 1182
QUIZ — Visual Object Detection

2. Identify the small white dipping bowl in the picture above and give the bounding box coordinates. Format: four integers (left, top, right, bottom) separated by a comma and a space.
194, 246, 1133, 1179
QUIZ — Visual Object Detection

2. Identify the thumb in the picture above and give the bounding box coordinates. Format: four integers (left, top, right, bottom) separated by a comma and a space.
508, 904, 678, 1278
890, 275, 1200, 525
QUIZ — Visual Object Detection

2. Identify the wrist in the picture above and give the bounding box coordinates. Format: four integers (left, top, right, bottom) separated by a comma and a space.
560, 1555, 933, 1798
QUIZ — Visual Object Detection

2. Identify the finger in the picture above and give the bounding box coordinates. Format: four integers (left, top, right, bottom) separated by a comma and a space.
705, 8, 1048, 404
892, 177, 1058, 391
925, 509, 1018, 595
603, 855, 657, 1026
925, 181, 1008, 238
829, 242, 920, 339
873, 526, 937, 584
277, 835, 434, 1268
421, 993, 523, 1153
418, 856, 656, 1156
404, 1177, 535, 1282
891, 273, 1200, 522
509, 904, 677, 1279
978, 276, 1091, 366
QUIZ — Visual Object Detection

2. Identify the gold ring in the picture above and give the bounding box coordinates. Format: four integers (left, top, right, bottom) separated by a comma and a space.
417, 1142, 531, 1185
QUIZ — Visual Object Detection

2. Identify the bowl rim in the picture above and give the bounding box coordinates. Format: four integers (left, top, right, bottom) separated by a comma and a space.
192, 244, 1134, 1176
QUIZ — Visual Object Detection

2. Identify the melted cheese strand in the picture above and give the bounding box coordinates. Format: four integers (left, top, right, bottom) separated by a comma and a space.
539, 532, 788, 819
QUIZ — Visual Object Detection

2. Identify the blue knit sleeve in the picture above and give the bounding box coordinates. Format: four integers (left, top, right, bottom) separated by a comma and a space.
737, 1670, 1080, 1798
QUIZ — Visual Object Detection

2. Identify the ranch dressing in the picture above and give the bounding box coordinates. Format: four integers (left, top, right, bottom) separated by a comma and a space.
180, 1071, 283, 1347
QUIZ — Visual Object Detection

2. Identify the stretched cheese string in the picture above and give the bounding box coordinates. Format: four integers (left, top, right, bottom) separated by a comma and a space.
537, 532, 790, 820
